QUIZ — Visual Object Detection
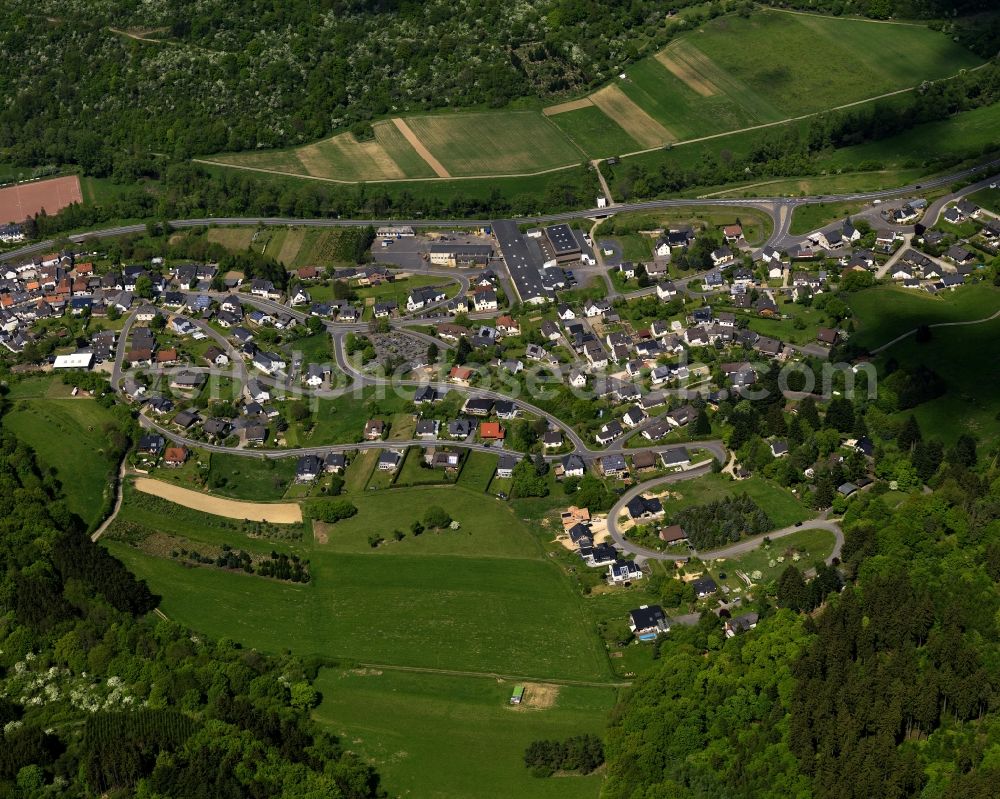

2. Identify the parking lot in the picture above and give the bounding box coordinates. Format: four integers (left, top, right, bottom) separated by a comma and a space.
371, 232, 496, 271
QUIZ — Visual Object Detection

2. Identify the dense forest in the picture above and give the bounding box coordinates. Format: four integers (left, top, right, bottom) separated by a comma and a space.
0, 407, 383, 797
4, 0, 995, 178
0, 0, 746, 172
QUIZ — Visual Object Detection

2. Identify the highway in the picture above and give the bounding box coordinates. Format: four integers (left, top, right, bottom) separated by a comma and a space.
4, 158, 999, 266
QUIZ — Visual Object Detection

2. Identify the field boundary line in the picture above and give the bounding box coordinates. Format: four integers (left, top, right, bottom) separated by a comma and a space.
615, 62, 992, 161
769, 7, 928, 27
870, 308, 1000, 354
391, 118, 451, 178
193, 158, 582, 183
355, 661, 631, 688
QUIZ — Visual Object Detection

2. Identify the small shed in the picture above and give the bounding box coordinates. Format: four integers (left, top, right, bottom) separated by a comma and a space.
510, 685, 525, 705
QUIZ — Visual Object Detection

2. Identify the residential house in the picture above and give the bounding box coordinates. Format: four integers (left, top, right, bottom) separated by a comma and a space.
661, 448, 690, 469
600, 453, 628, 478
377, 450, 402, 471
561, 454, 586, 478
163, 447, 188, 467
415, 419, 440, 438
629, 605, 669, 639
692, 575, 719, 598
496, 453, 519, 479
625, 495, 663, 520
724, 611, 759, 637
595, 420, 623, 445
608, 560, 643, 584
658, 524, 687, 545
295, 455, 323, 482
364, 419, 386, 440
479, 421, 505, 441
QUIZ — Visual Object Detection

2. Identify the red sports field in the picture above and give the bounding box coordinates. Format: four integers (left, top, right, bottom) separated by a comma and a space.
0, 175, 83, 224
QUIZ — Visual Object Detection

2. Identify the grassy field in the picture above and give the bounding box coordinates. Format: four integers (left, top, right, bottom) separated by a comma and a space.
876, 316, 1000, 444
313, 668, 614, 799
689, 13, 978, 118
457, 451, 498, 493
789, 200, 868, 235
823, 101, 1000, 171
847, 283, 1000, 350
706, 528, 837, 595
206, 227, 255, 251
108, 486, 610, 679
968, 186, 1000, 214
548, 104, 640, 158
393, 447, 454, 487
654, 473, 812, 530
3, 381, 121, 527
403, 112, 584, 177
206, 453, 298, 500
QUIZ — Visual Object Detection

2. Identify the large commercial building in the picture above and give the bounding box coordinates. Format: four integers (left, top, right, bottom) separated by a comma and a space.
491, 220, 554, 305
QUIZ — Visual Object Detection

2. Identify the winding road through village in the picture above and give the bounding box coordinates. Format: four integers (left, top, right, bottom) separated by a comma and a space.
22, 162, 999, 567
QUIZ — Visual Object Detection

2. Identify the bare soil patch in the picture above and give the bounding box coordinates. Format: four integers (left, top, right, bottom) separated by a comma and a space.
133, 477, 302, 523
590, 85, 675, 148
517, 682, 560, 710
543, 97, 595, 116
0, 175, 82, 224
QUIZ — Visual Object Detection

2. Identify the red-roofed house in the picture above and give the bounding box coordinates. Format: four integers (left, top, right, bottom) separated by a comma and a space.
479, 422, 505, 441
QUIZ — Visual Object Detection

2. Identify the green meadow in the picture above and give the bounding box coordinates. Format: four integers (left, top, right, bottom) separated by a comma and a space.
2, 379, 121, 527
313, 668, 615, 799
105, 482, 612, 681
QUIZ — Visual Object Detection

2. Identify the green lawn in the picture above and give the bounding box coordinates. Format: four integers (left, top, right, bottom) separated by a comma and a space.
847, 283, 1000, 350
789, 201, 868, 235
457, 450, 498, 493
691, 12, 979, 119
706, 528, 837, 597
968, 186, 1000, 214
313, 668, 614, 799
206, 453, 298, 500
655, 473, 812, 530
3, 383, 121, 527
289, 387, 412, 447
394, 447, 455, 487
288, 332, 332, 364
312, 485, 530, 559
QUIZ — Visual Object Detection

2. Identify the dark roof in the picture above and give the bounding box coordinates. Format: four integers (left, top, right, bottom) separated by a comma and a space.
629, 604, 666, 631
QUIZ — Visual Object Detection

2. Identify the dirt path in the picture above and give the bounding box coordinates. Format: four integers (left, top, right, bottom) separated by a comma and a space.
91, 458, 129, 542
133, 477, 302, 522
391, 118, 451, 178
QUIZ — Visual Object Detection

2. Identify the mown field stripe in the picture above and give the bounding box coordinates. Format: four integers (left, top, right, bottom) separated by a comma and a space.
391, 118, 451, 178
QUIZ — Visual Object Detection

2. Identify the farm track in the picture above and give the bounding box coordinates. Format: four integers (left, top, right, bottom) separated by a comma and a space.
354, 662, 631, 689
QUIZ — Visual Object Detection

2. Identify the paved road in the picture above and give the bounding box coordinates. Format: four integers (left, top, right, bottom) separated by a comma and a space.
605, 473, 844, 563
5, 158, 998, 267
